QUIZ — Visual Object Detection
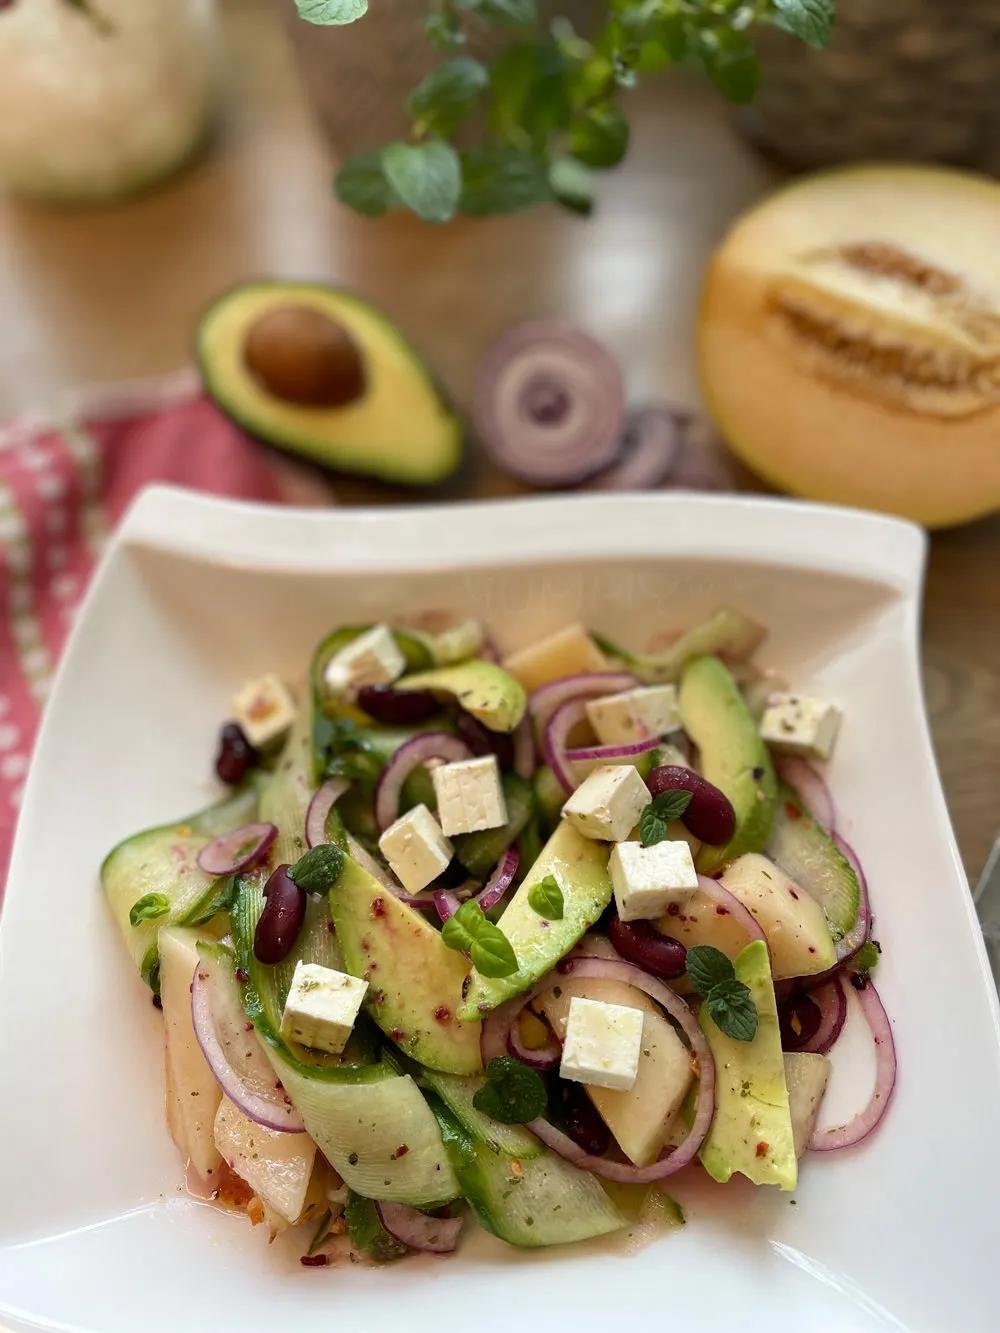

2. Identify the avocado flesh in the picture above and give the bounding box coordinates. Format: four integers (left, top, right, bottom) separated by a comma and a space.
330, 855, 483, 1075
397, 660, 527, 733
678, 655, 777, 874
699, 940, 797, 1190
459, 821, 613, 1019
197, 282, 461, 486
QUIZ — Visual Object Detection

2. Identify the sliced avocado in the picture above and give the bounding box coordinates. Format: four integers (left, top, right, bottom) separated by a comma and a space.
330, 855, 482, 1075
396, 660, 527, 733
678, 655, 777, 874
699, 940, 797, 1190
197, 282, 462, 486
767, 784, 861, 940
784, 1052, 831, 1158
532, 764, 565, 834
344, 1191, 407, 1262
453, 772, 533, 878
459, 821, 613, 1019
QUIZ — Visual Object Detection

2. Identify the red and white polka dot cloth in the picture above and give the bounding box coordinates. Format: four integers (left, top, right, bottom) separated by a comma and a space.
0, 371, 314, 890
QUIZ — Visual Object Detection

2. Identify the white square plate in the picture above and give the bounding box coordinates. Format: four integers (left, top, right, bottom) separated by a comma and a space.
2, 487, 998, 1333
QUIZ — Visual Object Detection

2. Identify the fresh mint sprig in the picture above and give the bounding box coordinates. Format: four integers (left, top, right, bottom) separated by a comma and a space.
297, 0, 836, 221
472, 1055, 547, 1123
638, 788, 692, 846
686, 944, 758, 1042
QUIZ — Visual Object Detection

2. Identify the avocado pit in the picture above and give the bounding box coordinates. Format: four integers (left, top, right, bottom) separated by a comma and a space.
243, 303, 366, 407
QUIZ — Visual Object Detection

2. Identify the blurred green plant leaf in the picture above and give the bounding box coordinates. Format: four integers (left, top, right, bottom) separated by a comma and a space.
772, 0, 835, 49
459, 146, 551, 213
409, 57, 490, 137
382, 140, 462, 223
334, 152, 397, 217
296, 0, 368, 25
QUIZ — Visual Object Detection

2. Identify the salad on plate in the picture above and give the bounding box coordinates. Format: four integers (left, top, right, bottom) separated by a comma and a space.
101, 607, 894, 1264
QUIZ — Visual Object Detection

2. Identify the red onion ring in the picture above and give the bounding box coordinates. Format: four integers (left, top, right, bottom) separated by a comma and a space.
543, 698, 591, 794
375, 1201, 462, 1253
582, 404, 684, 492
373, 732, 472, 832
776, 757, 836, 833
474, 845, 519, 914
433, 889, 462, 923
345, 834, 440, 912
800, 978, 848, 1055
508, 1018, 561, 1070
525, 956, 715, 1181
809, 977, 895, 1152
512, 715, 535, 781
528, 671, 638, 731
565, 735, 661, 781
190, 954, 305, 1133
696, 874, 768, 953
196, 822, 277, 876
305, 777, 350, 849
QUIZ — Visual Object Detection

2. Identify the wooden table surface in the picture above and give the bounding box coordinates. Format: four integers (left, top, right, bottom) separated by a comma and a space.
0, 0, 997, 881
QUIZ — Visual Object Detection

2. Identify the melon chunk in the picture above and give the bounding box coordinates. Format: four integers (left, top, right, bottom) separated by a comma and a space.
698, 165, 1000, 528
784, 1052, 831, 1157
213, 1096, 317, 1226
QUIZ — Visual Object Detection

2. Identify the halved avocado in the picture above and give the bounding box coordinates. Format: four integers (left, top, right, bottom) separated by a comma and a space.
197, 282, 462, 486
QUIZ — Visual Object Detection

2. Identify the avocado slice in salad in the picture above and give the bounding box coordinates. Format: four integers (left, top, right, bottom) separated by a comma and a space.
330, 855, 483, 1075
459, 821, 613, 1020
699, 939, 797, 1191
196, 282, 462, 487
395, 661, 527, 733
678, 655, 777, 875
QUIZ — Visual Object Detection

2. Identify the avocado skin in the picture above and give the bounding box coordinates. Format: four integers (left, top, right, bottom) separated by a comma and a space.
196, 281, 462, 487
678, 655, 776, 875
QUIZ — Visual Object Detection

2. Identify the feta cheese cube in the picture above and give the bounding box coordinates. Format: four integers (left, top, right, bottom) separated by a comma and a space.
323, 624, 405, 698
280, 960, 368, 1056
585, 685, 680, 746
562, 763, 649, 842
760, 692, 841, 761
502, 623, 609, 693
560, 996, 644, 1092
232, 673, 297, 749
378, 804, 453, 893
431, 755, 507, 836
610, 839, 699, 922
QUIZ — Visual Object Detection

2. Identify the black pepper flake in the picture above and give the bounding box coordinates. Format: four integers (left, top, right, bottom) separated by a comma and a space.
151, 994, 163, 1010
235, 967, 249, 983
752, 765, 765, 780
348, 1151, 359, 1165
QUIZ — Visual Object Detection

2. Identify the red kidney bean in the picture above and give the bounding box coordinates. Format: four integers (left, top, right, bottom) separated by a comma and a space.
647, 764, 736, 845
453, 709, 514, 770
608, 914, 687, 979
215, 721, 258, 785
559, 1084, 611, 1157
254, 864, 306, 964
356, 684, 439, 725
778, 992, 822, 1050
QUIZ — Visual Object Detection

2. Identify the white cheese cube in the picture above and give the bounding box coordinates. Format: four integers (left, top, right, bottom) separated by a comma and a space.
431, 755, 507, 836
378, 804, 453, 893
585, 685, 680, 746
502, 622, 608, 693
610, 839, 699, 922
562, 763, 649, 842
323, 624, 405, 698
232, 673, 297, 749
280, 961, 367, 1055
560, 996, 644, 1092
760, 692, 841, 761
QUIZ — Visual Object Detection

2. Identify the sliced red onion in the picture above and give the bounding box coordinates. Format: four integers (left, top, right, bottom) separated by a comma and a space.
434, 889, 462, 923
565, 735, 661, 782
375, 1202, 462, 1254
809, 977, 895, 1152
305, 777, 350, 849
508, 1018, 560, 1070
512, 715, 535, 781
474, 321, 626, 487
373, 732, 472, 832
543, 697, 590, 794
800, 979, 848, 1056
582, 404, 684, 491
668, 415, 736, 492
525, 956, 715, 1181
196, 822, 277, 876
528, 671, 638, 731
345, 833, 453, 913
776, 757, 836, 833
696, 875, 768, 953
474, 845, 519, 914
190, 953, 305, 1133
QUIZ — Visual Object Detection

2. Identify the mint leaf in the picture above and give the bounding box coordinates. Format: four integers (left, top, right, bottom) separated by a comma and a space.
458, 0, 535, 26
567, 104, 629, 168
408, 57, 489, 138
638, 792, 690, 846
334, 152, 397, 218
459, 146, 550, 215
686, 944, 735, 995
130, 893, 170, 927
638, 805, 667, 847
289, 844, 344, 894
772, 0, 834, 49
548, 156, 593, 215
527, 874, 564, 920
707, 978, 758, 1042
442, 900, 519, 977
472, 1056, 547, 1123
490, 42, 570, 147
425, 7, 465, 50
699, 29, 760, 105
296, 0, 368, 25
382, 141, 461, 223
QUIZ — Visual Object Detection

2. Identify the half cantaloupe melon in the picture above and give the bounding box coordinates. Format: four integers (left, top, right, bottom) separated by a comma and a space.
698, 165, 1000, 528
